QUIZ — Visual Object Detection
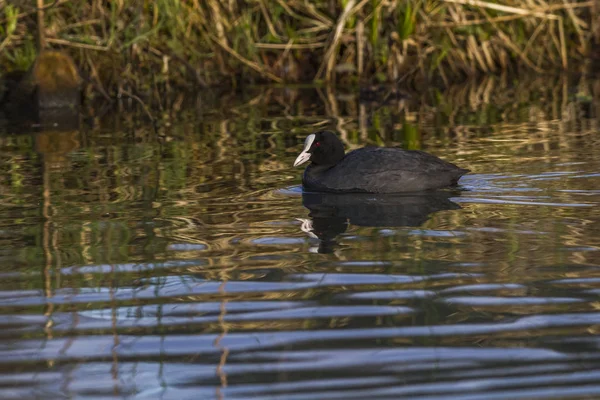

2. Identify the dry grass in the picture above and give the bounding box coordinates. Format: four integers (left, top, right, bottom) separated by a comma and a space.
0, 0, 596, 98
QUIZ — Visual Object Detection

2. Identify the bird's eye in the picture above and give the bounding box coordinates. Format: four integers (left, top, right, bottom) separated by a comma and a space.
315, 142, 321, 147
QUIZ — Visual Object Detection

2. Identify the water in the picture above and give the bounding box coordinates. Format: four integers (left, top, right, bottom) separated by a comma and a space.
1, 76, 600, 399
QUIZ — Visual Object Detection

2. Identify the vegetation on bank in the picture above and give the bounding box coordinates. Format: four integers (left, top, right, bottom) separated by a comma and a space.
0, 0, 597, 97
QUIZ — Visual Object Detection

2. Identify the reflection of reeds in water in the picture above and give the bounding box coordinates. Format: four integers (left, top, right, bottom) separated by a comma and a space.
0, 76, 600, 355
1, 75, 600, 253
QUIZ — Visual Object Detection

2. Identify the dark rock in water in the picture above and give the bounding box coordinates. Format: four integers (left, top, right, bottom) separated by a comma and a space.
17, 51, 81, 109
1, 51, 81, 128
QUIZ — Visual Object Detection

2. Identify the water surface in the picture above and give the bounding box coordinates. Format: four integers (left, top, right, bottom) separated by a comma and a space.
1, 76, 600, 399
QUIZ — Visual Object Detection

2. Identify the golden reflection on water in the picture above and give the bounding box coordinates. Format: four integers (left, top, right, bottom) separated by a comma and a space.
0, 74, 600, 398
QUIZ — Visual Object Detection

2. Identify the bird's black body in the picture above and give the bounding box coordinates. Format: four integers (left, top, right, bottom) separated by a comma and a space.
294, 131, 469, 194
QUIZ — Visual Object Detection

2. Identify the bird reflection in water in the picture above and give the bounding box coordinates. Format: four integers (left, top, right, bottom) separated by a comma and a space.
299, 190, 462, 253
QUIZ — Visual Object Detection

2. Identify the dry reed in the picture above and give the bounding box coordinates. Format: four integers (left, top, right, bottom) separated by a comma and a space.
0, 0, 596, 99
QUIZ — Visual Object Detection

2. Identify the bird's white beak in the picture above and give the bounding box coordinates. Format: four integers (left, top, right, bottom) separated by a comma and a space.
296, 218, 318, 239
293, 151, 311, 167
293, 134, 315, 167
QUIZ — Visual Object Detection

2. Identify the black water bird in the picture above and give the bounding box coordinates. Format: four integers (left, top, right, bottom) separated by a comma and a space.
293, 131, 469, 193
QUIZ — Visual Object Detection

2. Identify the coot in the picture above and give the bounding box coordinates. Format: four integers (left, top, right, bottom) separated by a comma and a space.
293, 131, 469, 193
